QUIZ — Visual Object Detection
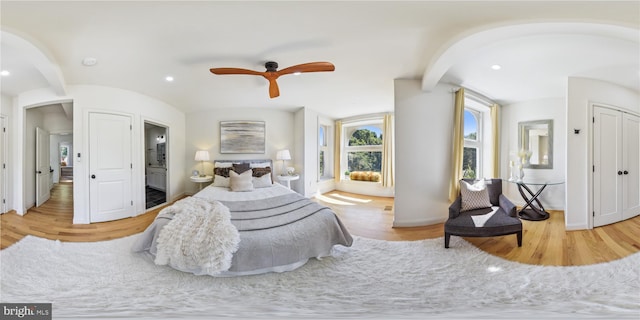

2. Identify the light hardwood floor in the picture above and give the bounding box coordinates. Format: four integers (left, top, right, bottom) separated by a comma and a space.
2, 183, 639, 266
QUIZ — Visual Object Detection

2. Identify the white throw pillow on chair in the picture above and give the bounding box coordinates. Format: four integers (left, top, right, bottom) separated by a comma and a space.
460, 179, 492, 211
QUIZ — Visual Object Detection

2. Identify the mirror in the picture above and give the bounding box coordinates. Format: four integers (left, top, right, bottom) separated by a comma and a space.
518, 119, 553, 169
156, 143, 166, 165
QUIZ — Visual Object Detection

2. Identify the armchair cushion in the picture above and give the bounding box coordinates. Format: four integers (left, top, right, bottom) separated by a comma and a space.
460, 179, 492, 211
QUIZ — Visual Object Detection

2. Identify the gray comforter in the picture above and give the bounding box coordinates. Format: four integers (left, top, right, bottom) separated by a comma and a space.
132, 192, 353, 276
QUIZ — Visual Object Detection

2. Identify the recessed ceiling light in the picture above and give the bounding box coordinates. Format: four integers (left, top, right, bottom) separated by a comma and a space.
0, 70, 10, 76
491, 64, 502, 70
82, 57, 98, 66
165, 76, 174, 82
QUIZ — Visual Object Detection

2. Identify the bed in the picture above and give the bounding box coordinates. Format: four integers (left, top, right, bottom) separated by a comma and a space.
132, 160, 353, 276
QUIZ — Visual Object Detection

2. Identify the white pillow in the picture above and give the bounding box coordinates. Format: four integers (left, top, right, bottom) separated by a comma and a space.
214, 162, 234, 168
460, 180, 492, 211
212, 175, 230, 188
252, 174, 273, 188
250, 162, 271, 168
230, 169, 254, 192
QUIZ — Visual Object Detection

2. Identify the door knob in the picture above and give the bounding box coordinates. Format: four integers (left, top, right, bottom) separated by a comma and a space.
37, 170, 42, 174
623, 170, 629, 175
91, 174, 96, 179
618, 171, 623, 175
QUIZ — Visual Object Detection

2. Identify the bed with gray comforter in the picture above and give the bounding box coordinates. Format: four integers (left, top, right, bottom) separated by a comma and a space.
132, 182, 353, 276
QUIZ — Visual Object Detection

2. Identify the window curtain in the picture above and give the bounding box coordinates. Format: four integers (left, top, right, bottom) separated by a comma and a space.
449, 88, 465, 202
381, 114, 394, 187
334, 120, 342, 182
490, 103, 500, 178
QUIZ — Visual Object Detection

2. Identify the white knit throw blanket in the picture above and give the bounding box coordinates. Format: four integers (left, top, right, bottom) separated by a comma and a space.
154, 197, 240, 275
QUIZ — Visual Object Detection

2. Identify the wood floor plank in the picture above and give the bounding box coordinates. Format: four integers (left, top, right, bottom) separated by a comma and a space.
1, 183, 638, 267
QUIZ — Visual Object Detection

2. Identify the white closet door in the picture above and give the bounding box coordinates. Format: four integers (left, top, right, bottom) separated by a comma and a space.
89, 112, 134, 222
0, 116, 5, 213
622, 113, 640, 220
593, 106, 623, 227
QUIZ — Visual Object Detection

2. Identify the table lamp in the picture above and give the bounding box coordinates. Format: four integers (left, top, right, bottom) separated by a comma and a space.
194, 150, 210, 177
276, 149, 291, 176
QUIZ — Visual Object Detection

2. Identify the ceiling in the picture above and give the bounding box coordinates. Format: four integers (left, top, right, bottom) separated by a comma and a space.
1, 1, 638, 119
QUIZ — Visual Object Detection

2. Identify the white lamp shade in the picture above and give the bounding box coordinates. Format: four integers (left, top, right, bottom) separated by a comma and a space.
276, 149, 291, 161
194, 150, 210, 161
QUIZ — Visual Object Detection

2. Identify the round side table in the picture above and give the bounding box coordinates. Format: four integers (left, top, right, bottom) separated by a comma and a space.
276, 174, 299, 189
190, 175, 213, 191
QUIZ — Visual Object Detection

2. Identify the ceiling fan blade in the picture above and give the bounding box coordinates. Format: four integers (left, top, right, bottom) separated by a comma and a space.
267, 76, 280, 98
277, 62, 335, 76
209, 67, 264, 76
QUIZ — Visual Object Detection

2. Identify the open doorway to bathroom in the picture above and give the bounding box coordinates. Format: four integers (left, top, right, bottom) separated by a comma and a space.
144, 122, 168, 209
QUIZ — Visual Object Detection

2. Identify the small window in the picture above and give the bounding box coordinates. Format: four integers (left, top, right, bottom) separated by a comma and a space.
463, 109, 481, 179
319, 125, 327, 177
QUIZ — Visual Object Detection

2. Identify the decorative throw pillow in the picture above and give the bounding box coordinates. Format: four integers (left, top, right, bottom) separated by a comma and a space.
232, 163, 251, 174
214, 167, 232, 178
252, 174, 272, 188
460, 179, 492, 211
251, 166, 271, 177
212, 175, 230, 188
230, 169, 254, 192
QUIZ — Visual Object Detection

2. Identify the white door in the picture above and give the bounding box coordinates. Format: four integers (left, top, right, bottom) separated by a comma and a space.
89, 112, 134, 222
593, 106, 623, 227
0, 116, 6, 213
622, 113, 640, 220
36, 127, 51, 207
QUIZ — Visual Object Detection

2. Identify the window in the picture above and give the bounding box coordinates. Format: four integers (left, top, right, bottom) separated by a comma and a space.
319, 125, 328, 178
343, 120, 383, 177
463, 108, 481, 179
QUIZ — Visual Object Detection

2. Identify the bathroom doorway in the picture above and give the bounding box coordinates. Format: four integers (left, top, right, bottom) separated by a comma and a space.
144, 122, 168, 209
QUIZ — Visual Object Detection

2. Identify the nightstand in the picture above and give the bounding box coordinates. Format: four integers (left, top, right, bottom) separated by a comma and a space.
190, 175, 213, 191
276, 174, 299, 189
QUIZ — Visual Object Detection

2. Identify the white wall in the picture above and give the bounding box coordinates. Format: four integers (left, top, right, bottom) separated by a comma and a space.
394, 80, 456, 226
500, 98, 566, 211
566, 77, 640, 230
13, 85, 186, 223
185, 108, 295, 195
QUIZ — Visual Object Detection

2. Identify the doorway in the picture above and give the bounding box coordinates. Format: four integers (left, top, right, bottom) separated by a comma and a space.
25, 103, 74, 215
144, 122, 168, 209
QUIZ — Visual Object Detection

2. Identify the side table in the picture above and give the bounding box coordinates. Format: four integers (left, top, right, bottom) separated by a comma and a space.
190, 175, 213, 191
277, 174, 299, 189
507, 180, 564, 221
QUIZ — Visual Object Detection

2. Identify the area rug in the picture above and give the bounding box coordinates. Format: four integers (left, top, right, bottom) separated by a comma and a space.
1, 235, 638, 320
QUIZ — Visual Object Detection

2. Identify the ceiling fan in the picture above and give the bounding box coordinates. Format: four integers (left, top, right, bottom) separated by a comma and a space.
209, 61, 335, 98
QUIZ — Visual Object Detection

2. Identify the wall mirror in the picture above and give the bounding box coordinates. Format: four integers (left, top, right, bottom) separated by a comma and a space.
518, 119, 553, 169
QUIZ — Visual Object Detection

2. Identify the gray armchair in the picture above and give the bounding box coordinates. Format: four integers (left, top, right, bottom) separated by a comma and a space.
445, 179, 522, 248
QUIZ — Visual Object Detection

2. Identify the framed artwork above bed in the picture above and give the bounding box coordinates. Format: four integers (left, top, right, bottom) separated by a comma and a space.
220, 120, 265, 154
